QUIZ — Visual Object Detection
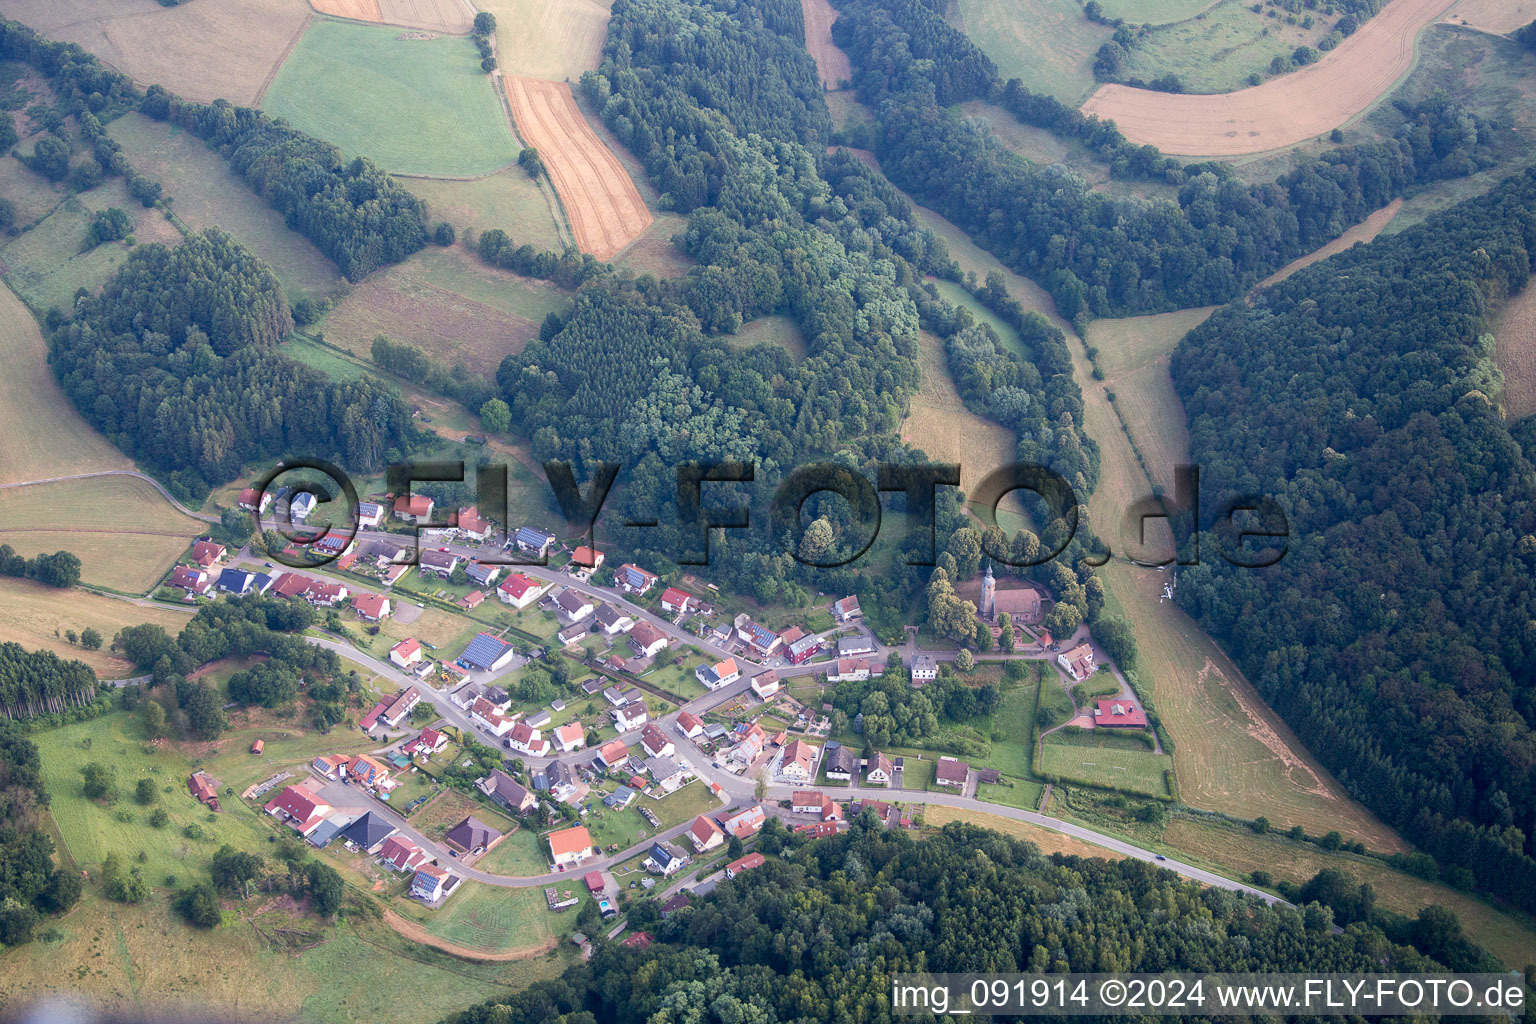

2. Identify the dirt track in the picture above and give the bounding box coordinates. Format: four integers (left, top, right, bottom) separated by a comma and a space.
1080, 0, 1458, 156
503, 76, 651, 260
381, 908, 556, 961
801, 0, 851, 90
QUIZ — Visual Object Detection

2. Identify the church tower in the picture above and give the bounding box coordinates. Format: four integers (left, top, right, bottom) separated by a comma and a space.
980, 561, 996, 620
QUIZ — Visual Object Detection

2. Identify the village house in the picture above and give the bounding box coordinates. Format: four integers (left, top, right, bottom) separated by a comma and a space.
733, 614, 781, 658
725, 852, 765, 879
1095, 697, 1148, 728
718, 804, 766, 839
935, 756, 970, 789
553, 721, 586, 753
644, 840, 689, 876
536, 760, 588, 805
444, 815, 504, 856
824, 745, 858, 782
187, 771, 220, 810
604, 785, 637, 810
311, 753, 350, 779
837, 634, 877, 658
170, 565, 211, 597
411, 863, 454, 902
556, 621, 589, 646
497, 572, 549, 609
341, 812, 397, 853
264, 784, 331, 836
627, 621, 669, 658
548, 825, 594, 869
464, 562, 500, 588
458, 632, 517, 673
470, 696, 515, 737
696, 657, 740, 691
1057, 643, 1097, 682
571, 545, 604, 570
687, 815, 725, 853
910, 654, 938, 684
646, 757, 688, 793
791, 790, 840, 821
676, 711, 704, 739
379, 835, 430, 873
513, 526, 557, 558
827, 658, 871, 683
659, 586, 695, 615
593, 602, 635, 635
393, 493, 434, 523
389, 638, 423, 670
832, 595, 862, 623
348, 754, 392, 789
406, 728, 448, 758
303, 579, 349, 608
782, 626, 818, 665
731, 722, 767, 764
379, 686, 422, 729
750, 670, 781, 700
614, 563, 658, 594
237, 487, 272, 513
418, 549, 460, 578
603, 684, 638, 707
352, 592, 391, 622
508, 721, 551, 757
478, 769, 538, 813
866, 752, 894, 786
191, 540, 225, 569
612, 703, 649, 733
456, 507, 494, 542
779, 738, 815, 781
355, 501, 383, 528
640, 722, 674, 758
554, 588, 595, 622
595, 739, 630, 770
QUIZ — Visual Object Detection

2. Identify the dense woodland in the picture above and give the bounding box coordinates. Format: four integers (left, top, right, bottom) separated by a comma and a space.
0, 728, 83, 948
0, 643, 97, 721
1172, 169, 1536, 914
439, 821, 1503, 1024
0, 18, 427, 281
829, 0, 1502, 319
48, 230, 418, 497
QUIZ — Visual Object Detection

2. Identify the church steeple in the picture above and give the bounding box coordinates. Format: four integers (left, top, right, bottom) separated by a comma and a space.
981, 559, 996, 620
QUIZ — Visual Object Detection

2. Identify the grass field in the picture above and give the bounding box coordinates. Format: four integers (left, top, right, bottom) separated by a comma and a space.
1096, 0, 1223, 21
107, 112, 343, 301
901, 330, 1018, 495
1494, 281, 1536, 421
317, 246, 567, 374
949, 0, 1108, 102
417, 883, 564, 955
802, 0, 852, 89
263, 20, 519, 177
1118, 0, 1330, 95
404, 171, 566, 251
0, 0, 311, 106
0, 475, 206, 593
0, 282, 132, 486
477, 0, 614, 80
0, 150, 64, 231
924, 804, 1126, 861
1, 175, 182, 313
731, 315, 809, 359
474, 825, 548, 876
0, 577, 191, 675
1039, 733, 1174, 798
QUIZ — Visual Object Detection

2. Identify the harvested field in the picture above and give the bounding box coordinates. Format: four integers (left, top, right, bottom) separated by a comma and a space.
0, 577, 191, 675
1442, 0, 1536, 35
263, 19, 518, 176
0, 0, 312, 107
477, 0, 611, 80
1494, 283, 1536, 421
0, 281, 131, 487
0, 475, 206, 593
801, 0, 852, 90
1257, 198, 1403, 288
108, 112, 343, 301
318, 246, 567, 374
311, 0, 473, 33
901, 331, 1018, 494
1080, 0, 1460, 156
504, 76, 651, 260
610, 212, 693, 278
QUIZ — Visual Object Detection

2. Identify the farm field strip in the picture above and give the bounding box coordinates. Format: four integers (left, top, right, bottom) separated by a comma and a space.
1080, 0, 1460, 155
503, 76, 651, 260
1442, 0, 1536, 34
310, 0, 473, 33
0, 576, 192, 675
1493, 281, 1536, 421
477, 0, 612, 81
801, 0, 851, 90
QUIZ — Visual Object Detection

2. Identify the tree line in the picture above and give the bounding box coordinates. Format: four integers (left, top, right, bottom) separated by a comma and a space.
48, 229, 419, 498
0, 545, 81, 588
438, 820, 1506, 1024
1171, 167, 1536, 915
0, 642, 97, 721
0, 727, 83, 949
829, 0, 1503, 320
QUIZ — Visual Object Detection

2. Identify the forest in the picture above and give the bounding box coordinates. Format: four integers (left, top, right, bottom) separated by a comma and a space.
479, 0, 1098, 613
0, 18, 428, 282
0, 642, 98, 721
0, 727, 84, 948
48, 230, 418, 497
0, 545, 81, 589
1172, 168, 1536, 914
438, 821, 1502, 1024
829, 0, 1503, 319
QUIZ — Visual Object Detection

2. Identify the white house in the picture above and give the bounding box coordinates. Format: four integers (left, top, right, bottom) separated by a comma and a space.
498, 573, 549, 609
554, 588, 594, 622
552, 721, 586, 753
508, 721, 551, 757
613, 704, 649, 732
639, 723, 674, 759
696, 658, 740, 691
389, 638, 423, 670
750, 671, 781, 700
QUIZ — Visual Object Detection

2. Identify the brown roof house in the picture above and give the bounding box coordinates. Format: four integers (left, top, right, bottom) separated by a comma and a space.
444, 815, 505, 856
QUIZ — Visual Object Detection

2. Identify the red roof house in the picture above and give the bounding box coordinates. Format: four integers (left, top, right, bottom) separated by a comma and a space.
1094, 698, 1148, 729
